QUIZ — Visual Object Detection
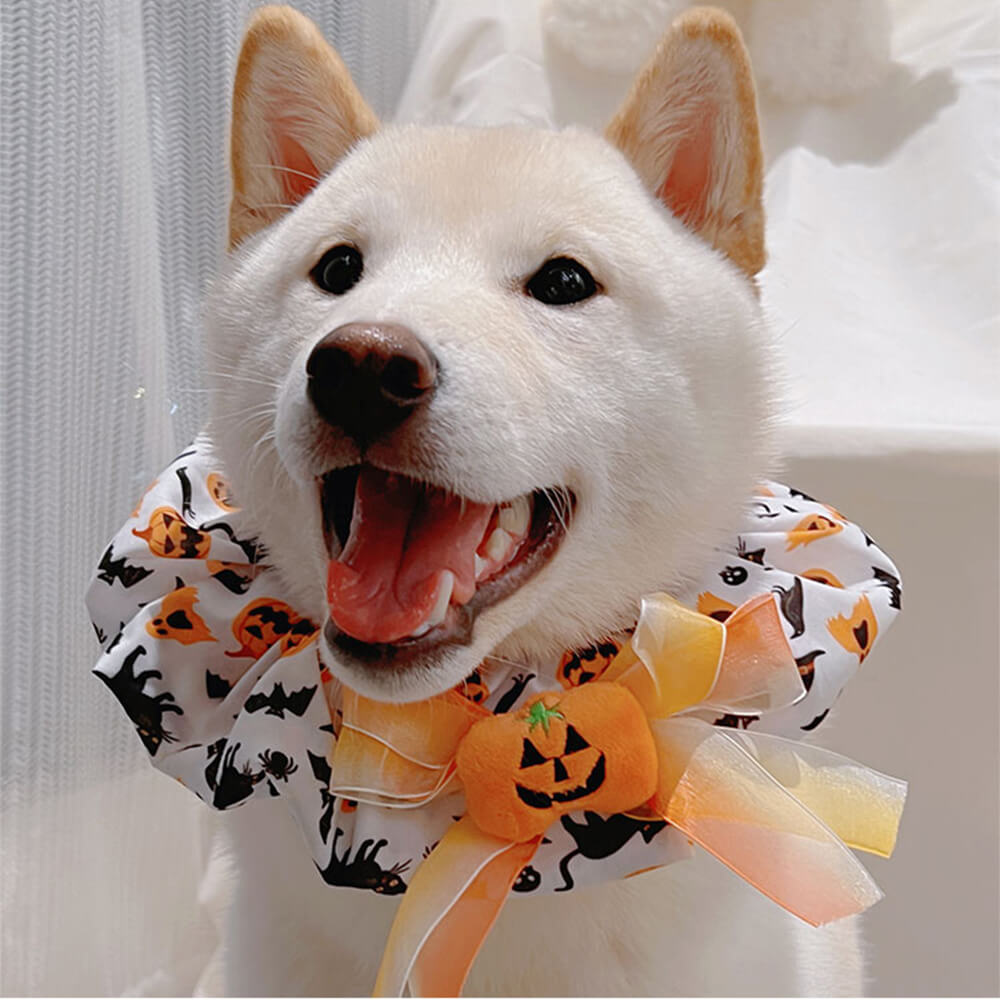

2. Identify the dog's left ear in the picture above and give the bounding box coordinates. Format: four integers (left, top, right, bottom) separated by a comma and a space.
606, 7, 764, 279
229, 5, 378, 248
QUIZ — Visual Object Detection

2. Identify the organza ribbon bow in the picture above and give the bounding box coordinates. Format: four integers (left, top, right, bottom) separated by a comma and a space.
328, 593, 906, 997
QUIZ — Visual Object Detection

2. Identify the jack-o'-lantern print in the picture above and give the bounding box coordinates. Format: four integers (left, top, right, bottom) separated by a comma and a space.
828, 595, 878, 662
225, 598, 317, 659
801, 568, 844, 588
146, 584, 216, 645
557, 639, 620, 688
456, 684, 658, 842
458, 667, 489, 704
785, 514, 843, 551
133, 506, 211, 559
206, 472, 240, 512
697, 591, 737, 622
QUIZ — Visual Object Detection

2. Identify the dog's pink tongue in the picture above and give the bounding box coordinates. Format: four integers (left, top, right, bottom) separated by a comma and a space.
326, 467, 494, 644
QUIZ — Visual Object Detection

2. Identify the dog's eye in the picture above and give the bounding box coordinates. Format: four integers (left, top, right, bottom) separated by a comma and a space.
526, 257, 597, 305
310, 244, 363, 295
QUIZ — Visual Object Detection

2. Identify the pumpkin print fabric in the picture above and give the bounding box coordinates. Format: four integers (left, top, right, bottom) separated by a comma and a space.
87, 435, 902, 897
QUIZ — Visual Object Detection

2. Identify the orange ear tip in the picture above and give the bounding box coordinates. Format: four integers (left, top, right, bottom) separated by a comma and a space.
672, 5, 745, 46
243, 5, 320, 41
457, 683, 658, 843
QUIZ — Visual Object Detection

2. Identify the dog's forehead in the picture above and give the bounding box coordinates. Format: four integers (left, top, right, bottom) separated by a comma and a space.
313, 124, 638, 240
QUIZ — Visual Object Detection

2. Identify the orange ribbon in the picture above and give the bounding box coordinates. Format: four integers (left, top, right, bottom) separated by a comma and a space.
327, 593, 905, 997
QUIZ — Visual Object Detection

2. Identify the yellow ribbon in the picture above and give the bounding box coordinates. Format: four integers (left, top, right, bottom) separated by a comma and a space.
327, 592, 905, 997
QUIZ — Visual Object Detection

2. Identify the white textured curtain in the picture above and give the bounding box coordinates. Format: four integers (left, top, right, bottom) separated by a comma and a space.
0, 2, 433, 994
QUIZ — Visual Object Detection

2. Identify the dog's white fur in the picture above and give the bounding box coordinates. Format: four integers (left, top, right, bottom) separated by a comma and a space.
202, 6, 864, 994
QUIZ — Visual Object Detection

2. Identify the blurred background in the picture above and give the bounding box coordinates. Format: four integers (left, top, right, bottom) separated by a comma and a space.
2, 0, 997, 994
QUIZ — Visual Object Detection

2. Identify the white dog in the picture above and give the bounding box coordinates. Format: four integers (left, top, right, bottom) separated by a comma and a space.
202, 5, 863, 995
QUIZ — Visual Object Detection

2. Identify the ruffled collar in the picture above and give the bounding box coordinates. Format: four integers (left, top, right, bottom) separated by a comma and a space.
87, 434, 905, 986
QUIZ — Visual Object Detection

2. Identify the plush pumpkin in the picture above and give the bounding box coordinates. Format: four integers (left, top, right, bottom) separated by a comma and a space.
456, 683, 658, 842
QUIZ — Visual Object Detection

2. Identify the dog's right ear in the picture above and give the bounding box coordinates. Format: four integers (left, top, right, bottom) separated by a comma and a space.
229, 5, 378, 248
606, 7, 764, 279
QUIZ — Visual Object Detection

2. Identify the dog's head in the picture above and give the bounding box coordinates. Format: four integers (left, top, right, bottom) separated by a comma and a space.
205, 5, 777, 702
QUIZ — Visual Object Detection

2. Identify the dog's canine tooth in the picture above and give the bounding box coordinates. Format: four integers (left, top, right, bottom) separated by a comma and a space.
410, 570, 455, 637
498, 495, 531, 537
474, 553, 488, 580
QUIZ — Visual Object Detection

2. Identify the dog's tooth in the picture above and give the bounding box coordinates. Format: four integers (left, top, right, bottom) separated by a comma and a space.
498, 495, 531, 537
474, 553, 488, 580
485, 527, 512, 563
409, 571, 454, 637
427, 571, 454, 625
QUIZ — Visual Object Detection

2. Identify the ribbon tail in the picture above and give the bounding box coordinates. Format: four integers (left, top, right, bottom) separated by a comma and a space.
720, 728, 907, 858
650, 717, 887, 927
374, 816, 540, 998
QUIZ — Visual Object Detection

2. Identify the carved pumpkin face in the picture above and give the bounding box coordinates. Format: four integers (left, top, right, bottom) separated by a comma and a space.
133, 506, 211, 559
785, 514, 843, 551
456, 684, 657, 842
557, 639, 620, 688
146, 584, 216, 644
207, 472, 240, 511
827, 595, 878, 662
225, 598, 316, 659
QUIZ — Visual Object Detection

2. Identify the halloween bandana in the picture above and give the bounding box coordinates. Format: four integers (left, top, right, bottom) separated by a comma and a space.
87, 435, 902, 899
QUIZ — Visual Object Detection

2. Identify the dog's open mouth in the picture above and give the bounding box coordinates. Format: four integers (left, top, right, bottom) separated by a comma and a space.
319, 466, 573, 663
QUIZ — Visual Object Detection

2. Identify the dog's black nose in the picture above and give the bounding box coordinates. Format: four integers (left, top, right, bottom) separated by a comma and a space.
306, 322, 437, 443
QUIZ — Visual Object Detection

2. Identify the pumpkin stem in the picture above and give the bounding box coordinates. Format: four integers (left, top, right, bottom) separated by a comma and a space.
525, 699, 564, 735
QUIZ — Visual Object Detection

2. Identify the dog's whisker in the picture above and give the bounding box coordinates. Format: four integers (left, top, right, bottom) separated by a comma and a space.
245, 434, 283, 487
249, 162, 322, 184
482, 654, 536, 672
241, 201, 298, 211
543, 486, 570, 535
204, 370, 283, 391
222, 403, 279, 424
